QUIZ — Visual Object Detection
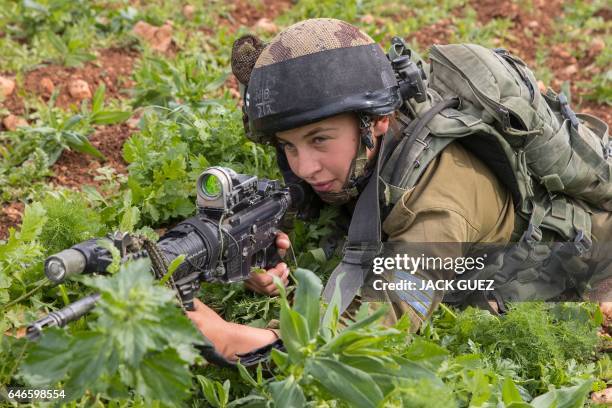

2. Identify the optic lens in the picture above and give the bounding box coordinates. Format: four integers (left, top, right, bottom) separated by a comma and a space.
201, 174, 222, 198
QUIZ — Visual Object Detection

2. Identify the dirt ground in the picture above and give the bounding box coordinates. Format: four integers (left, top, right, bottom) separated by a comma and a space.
24, 47, 138, 110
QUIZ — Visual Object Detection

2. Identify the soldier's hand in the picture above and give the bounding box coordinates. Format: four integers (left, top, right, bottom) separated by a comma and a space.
245, 262, 290, 296
244, 232, 291, 296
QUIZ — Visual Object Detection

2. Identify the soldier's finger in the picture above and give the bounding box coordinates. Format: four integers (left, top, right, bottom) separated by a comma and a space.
275, 232, 291, 249
249, 271, 274, 286
263, 282, 280, 295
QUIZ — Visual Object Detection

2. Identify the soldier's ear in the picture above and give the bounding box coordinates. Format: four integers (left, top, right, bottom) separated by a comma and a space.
372, 115, 390, 138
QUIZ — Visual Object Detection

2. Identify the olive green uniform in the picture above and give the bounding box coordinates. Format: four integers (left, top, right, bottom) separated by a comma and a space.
353, 142, 611, 330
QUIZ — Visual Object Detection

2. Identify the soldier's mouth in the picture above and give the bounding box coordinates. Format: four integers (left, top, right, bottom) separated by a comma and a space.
311, 180, 335, 192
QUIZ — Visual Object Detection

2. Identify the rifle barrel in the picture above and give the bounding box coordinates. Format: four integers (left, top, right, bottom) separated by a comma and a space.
26, 293, 101, 340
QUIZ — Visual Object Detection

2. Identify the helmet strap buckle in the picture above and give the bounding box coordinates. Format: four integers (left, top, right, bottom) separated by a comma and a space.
359, 113, 375, 149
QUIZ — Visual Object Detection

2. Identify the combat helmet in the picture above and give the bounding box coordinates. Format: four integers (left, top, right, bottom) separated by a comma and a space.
236, 18, 401, 143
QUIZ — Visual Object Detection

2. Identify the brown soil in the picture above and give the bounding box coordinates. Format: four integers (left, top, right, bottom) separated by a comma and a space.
0, 201, 24, 240
0, 124, 133, 241
472, 0, 610, 122
1, 77, 25, 116
228, 0, 292, 27
49, 123, 132, 190
24, 47, 138, 110
407, 18, 455, 47
406, 1, 610, 125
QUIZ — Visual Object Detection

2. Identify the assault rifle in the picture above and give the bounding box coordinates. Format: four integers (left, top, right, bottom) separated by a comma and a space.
27, 166, 294, 340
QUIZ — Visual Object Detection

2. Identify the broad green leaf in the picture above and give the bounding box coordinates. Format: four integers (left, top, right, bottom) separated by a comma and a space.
16, 202, 47, 242
90, 110, 132, 125
119, 206, 140, 232
92, 84, 106, 113
236, 362, 258, 388
19, 328, 73, 387
135, 349, 192, 405
306, 357, 384, 408
197, 375, 222, 407
62, 114, 83, 131
502, 377, 524, 404
531, 380, 592, 408
293, 268, 322, 339
269, 375, 306, 408
321, 270, 344, 330
403, 338, 450, 371
159, 254, 185, 286
62, 131, 105, 159
279, 302, 310, 361
270, 348, 289, 368
61, 332, 116, 398
47, 32, 68, 54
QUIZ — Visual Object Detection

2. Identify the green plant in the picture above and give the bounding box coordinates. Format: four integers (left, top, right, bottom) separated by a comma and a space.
0, 85, 130, 202
131, 53, 229, 109
19, 258, 204, 405
38, 190, 106, 254
123, 103, 277, 226
45, 30, 96, 67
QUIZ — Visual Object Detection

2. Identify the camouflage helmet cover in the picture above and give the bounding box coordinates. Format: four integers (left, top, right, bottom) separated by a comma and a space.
245, 18, 401, 144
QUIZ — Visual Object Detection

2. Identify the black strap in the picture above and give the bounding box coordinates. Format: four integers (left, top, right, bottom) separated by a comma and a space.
321, 98, 461, 314
196, 338, 285, 368
322, 130, 389, 313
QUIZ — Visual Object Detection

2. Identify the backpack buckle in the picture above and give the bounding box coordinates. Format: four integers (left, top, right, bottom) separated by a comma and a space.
572, 230, 592, 256
558, 93, 580, 129
521, 223, 543, 244
604, 141, 612, 160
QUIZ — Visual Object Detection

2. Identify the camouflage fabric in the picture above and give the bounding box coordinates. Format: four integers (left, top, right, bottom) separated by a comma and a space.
253, 18, 376, 68
231, 34, 266, 86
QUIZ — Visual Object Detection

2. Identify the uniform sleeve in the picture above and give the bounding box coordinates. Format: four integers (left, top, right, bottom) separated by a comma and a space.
376, 143, 515, 330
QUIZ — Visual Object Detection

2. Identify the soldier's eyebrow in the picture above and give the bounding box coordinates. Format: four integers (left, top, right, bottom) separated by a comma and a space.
277, 127, 337, 143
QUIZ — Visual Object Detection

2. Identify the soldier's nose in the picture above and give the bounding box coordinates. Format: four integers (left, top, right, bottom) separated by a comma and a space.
294, 155, 323, 180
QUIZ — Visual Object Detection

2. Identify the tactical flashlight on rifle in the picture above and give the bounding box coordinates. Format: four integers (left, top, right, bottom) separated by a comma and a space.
28, 167, 292, 340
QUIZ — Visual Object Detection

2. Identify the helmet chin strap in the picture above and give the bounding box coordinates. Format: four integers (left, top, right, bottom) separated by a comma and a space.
317, 113, 375, 205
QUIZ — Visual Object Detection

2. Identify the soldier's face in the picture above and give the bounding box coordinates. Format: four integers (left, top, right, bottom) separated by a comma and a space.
276, 113, 360, 193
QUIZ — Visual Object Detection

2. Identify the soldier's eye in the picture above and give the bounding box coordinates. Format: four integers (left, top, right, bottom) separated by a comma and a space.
312, 136, 327, 144
280, 142, 296, 154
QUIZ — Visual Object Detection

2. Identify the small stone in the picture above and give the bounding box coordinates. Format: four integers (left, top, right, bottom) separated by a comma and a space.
591, 387, 612, 405
126, 109, 142, 129
563, 64, 578, 76
68, 79, 92, 100
360, 14, 375, 25
39, 77, 55, 97
151, 23, 173, 52
2, 115, 28, 131
601, 302, 612, 325
537, 80, 546, 93
133, 21, 173, 53
527, 20, 539, 29
0, 76, 15, 98
557, 49, 571, 60
254, 18, 278, 34
182, 4, 195, 20
132, 21, 157, 42
590, 38, 605, 55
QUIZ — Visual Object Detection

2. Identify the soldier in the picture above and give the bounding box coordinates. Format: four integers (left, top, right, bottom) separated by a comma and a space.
187, 18, 612, 361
